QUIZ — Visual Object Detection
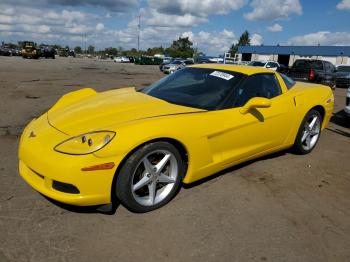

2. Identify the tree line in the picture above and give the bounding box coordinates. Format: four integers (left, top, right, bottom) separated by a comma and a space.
2, 30, 252, 58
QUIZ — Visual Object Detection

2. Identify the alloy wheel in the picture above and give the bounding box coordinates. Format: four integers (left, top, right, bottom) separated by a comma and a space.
131, 150, 178, 206
301, 114, 321, 151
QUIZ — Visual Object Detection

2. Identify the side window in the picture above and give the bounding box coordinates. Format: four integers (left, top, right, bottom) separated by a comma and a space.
235, 74, 281, 107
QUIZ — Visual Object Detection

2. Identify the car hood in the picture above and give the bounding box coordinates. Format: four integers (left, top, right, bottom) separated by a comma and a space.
48, 87, 204, 135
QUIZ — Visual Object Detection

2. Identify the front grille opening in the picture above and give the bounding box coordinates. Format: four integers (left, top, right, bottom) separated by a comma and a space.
52, 180, 80, 194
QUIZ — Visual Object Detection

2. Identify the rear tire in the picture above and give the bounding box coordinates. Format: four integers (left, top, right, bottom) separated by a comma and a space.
293, 109, 323, 155
115, 142, 185, 213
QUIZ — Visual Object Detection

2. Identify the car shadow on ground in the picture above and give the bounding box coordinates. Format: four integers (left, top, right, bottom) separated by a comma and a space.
330, 110, 350, 129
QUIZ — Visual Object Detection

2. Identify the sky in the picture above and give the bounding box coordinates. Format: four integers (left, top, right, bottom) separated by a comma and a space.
0, 0, 350, 55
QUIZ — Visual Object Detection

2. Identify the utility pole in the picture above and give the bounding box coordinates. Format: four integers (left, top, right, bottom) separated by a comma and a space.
137, 13, 141, 52
84, 33, 87, 55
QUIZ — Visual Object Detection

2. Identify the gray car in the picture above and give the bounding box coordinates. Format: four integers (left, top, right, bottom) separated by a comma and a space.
163, 60, 186, 74
336, 65, 350, 88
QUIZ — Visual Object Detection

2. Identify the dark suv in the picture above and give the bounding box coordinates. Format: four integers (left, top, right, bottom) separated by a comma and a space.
287, 59, 336, 88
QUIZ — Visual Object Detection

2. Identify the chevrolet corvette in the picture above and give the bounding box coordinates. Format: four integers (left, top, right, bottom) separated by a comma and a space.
18, 64, 334, 212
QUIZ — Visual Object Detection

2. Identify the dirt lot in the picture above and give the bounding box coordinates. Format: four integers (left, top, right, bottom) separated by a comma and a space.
0, 56, 349, 262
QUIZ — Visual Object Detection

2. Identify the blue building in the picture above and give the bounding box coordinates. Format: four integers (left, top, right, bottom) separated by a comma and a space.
237, 45, 350, 66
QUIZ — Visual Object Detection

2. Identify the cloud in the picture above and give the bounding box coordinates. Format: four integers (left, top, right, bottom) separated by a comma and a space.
141, 8, 208, 28
288, 31, 350, 45
193, 29, 236, 53
179, 30, 236, 53
337, 0, 350, 10
267, 23, 283, 32
96, 23, 104, 31
0, 0, 138, 12
148, 0, 246, 17
244, 0, 302, 21
251, 33, 263, 45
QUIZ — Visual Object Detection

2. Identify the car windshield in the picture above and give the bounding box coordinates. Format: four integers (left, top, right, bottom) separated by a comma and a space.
142, 67, 245, 110
249, 61, 266, 67
337, 66, 350, 72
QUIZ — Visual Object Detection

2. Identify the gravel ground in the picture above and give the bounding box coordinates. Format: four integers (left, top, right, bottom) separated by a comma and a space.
0, 56, 349, 262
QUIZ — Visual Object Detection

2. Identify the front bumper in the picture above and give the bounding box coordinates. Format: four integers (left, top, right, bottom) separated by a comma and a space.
18, 115, 121, 206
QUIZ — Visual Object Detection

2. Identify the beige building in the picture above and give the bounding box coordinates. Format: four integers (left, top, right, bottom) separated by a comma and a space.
237, 45, 350, 66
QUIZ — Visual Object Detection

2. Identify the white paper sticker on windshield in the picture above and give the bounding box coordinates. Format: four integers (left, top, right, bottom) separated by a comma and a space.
210, 71, 234, 81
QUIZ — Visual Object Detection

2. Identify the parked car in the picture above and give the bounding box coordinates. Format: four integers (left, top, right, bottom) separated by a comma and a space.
287, 59, 336, 88
38, 46, 55, 59
196, 57, 212, 64
163, 57, 172, 64
12, 48, 22, 56
0, 47, 12, 56
18, 65, 334, 213
248, 61, 280, 71
114, 56, 130, 63
159, 58, 174, 71
335, 65, 350, 88
126, 56, 135, 63
346, 87, 350, 119
183, 59, 194, 66
163, 60, 186, 74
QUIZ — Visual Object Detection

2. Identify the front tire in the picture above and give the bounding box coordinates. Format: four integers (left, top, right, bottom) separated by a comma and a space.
115, 142, 185, 213
293, 109, 323, 155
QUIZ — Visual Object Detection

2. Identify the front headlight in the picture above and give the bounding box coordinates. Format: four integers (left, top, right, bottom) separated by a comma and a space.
54, 131, 116, 155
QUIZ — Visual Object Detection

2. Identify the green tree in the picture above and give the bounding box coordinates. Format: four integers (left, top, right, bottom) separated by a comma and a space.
146, 46, 165, 56
87, 45, 95, 54
230, 30, 250, 57
104, 47, 118, 56
165, 37, 194, 58
74, 46, 82, 54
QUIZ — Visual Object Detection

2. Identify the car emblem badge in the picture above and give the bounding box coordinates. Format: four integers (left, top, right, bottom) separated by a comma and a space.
29, 131, 36, 138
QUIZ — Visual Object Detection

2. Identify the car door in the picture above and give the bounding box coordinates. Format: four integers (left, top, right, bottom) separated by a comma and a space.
210, 73, 295, 166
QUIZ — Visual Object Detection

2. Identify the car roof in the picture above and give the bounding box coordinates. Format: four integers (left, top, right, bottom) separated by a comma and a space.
189, 63, 277, 75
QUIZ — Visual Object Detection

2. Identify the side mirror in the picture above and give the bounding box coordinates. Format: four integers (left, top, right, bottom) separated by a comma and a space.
240, 97, 272, 114
266, 65, 271, 68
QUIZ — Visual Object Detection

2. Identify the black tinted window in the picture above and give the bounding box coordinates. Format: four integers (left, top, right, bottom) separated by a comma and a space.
234, 74, 281, 107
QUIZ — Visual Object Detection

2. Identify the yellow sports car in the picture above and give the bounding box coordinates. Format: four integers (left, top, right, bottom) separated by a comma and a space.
18, 64, 334, 212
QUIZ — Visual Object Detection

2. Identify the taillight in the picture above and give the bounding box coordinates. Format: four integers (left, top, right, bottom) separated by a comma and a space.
309, 69, 315, 81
